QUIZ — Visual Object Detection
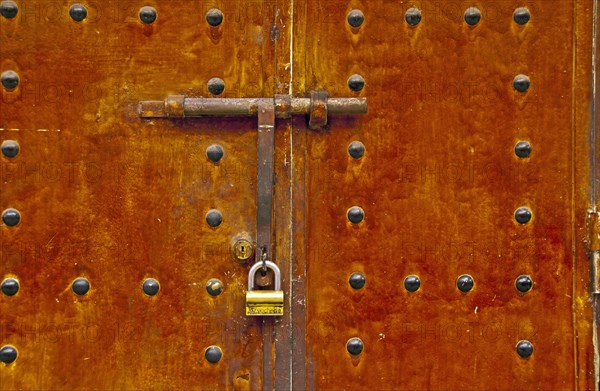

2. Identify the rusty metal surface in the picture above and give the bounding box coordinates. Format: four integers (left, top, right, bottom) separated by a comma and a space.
138, 95, 367, 120
0, 0, 597, 390
308, 90, 328, 130
0, 1, 280, 389
296, 0, 597, 389
256, 100, 275, 287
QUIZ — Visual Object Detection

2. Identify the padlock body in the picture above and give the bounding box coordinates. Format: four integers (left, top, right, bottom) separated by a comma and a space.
246, 290, 284, 316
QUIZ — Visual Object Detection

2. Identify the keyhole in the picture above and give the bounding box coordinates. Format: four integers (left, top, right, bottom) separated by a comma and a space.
232, 238, 254, 263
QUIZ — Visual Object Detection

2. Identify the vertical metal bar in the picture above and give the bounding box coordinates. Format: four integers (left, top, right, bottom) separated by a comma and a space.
257, 100, 276, 391
257, 101, 276, 262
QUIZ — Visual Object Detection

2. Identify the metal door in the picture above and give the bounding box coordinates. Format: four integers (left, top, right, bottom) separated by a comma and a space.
0, 1, 597, 390
294, 1, 597, 389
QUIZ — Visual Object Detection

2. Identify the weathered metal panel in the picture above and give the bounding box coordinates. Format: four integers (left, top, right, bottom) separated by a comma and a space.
0, 1, 279, 389
297, 0, 597, 389
1, 0, 597, 389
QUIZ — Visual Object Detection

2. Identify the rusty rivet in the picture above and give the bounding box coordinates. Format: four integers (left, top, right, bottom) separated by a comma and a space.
513, 74, 530, 92
1, 70, 19, 91
142, 278, 160, 296
347, 9, 364, 28
515, 275, 533, 293
347, 206, 364, 224
456, 274, 474, 293
206, 209, 223, 227
349, 272, 366, 290
514, 141, 531, 158
514, 207, 532, 224
513, 7, 531, 25
71, 278, 90, 296
346, 337, 363, 356
0, 0, 18, 19
347, 74, 365, 92
0, 345, 17, 364
1, 140, 19, 158
464, 7, 481, 26
206, 279, 224, 296
206, 144, 224, 163
69, 3, 87, 22
1, 278, 19, 296
404, 275, 421, 292
205, 345, 222, 363
348, 141, 365, 159
516, 340, 533, 358
139, 6, 157, 24
2, 208, 20, 227
405, 7, 422, 26
206, 8, 223, 27
207, 77, 225, 96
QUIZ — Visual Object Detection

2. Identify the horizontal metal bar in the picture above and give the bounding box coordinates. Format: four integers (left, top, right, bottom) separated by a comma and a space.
184, 97, 273, 117
138, 94, 367, 119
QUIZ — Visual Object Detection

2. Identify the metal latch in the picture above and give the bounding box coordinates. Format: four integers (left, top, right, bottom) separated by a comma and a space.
138, 91, 366, 129
138, 91, 368, 314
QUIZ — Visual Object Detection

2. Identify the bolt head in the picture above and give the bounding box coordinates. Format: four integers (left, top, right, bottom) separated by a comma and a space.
142, 278, 160, 296
456, 275, 474, 293
1, 140, 20, 158
69, 3, 87, 22
1, 278, 19, 296
346, 337, 364, 356
206, 8, 223, 27
139, 6, 157, 24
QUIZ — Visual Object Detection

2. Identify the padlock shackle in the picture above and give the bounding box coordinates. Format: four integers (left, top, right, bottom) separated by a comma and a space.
248, 260, 281, 291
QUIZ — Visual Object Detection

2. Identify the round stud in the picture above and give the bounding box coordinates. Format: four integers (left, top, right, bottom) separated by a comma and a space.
464, 7, 481, 26
1, 140, 19, 158
514, 141, 532, 158
514, 207, 532, 224
1, 278, 19, 296
513, 74, 531, 92
206, 144, 224, 163
348, 272, 366, 290
71, 278, 90, 296
2, 208, 20, 227
348, 141, 365, 159
205, 209, 223, 227
207, 77, 225, 96
206, 279, 224, 296
0, 345, 17, 364
204, 345, 222, 363
0, 1, 18, 19
347, 9, 364, 28
516, 340, 533, 358
69, 3, 87, 22
206, 8, 223, 27
515, 275, 533, 293
139, 6, 157, 24
404, 275, 421, 292
347, 74, 365, 92
142, 278, 160, 296
456, 274, 474, 293
1, 70, 19, 91
513, 7, 531, 25
346, 337, 363, 356
405, 7, 422, 26
347, 206, 365, 224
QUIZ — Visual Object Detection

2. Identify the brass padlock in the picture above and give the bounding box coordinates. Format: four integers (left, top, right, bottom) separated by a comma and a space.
246, 261, 283, 316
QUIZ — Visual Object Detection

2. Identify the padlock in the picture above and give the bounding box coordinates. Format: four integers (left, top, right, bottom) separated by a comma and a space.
246, 260, 284, 316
